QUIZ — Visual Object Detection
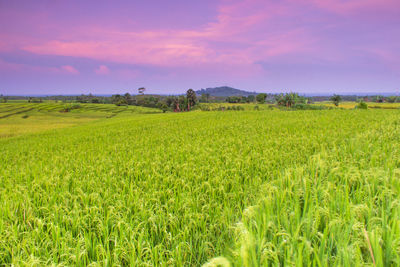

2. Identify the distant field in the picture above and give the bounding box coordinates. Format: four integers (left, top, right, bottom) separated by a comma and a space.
319, 101, 400, 109
0, 103, 399, 266
0, 103, 161, 138
199, 101, 400, 111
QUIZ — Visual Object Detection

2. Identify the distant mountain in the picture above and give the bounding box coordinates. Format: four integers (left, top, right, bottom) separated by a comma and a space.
195, 86, 258, 97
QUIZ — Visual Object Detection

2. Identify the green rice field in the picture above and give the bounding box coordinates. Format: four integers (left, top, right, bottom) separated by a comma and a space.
0, 103, 399, 266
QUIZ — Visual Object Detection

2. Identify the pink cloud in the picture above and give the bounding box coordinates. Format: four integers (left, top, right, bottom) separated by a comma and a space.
0, 59, 81, 75
308, 0, 400, 15
61, 65, 79, 74
8, 0, 399, 77
20, 1, 307, 68
95, 65, 110, 75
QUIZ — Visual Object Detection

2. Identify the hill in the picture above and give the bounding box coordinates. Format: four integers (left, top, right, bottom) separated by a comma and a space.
195, 86, 258, 97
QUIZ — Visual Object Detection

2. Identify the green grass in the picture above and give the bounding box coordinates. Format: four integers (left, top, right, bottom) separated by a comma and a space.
0, 105, 399, 266
0, 103, 161, 138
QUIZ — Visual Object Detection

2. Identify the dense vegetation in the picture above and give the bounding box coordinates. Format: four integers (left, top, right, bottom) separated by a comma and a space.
1, 103, 399, 266
3, 88, 399, 109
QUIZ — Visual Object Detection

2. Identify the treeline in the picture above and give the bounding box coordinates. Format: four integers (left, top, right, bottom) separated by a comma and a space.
110, 89, 197, 112
2, 91, 400, 111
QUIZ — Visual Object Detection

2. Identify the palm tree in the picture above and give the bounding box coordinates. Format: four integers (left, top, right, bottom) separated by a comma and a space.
186, 89, 197, 111
283, 92, 298, 107
138, 87, 146, 95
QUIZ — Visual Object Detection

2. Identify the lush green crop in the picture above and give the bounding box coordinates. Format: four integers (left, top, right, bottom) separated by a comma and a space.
0, 103, 161, 138
0, 107, 399, 266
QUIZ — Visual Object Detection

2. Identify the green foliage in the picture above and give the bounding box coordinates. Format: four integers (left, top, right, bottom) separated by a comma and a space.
200, 93, 210, 103
1, 106, 399, 266
275, 92, 305, 107
386, 96, 398, 103
330, 94, 342, 106
247, 95, 255, 103
356, 101, 368, 109
61, 103, 81, 112
256, 93, 267, 104
208, 118, 400, 265
91, 98, 100, 103
289, 104, 327, 110
186, 89, 197, 110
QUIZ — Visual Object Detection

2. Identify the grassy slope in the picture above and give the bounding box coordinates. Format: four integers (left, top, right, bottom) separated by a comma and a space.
0, 103, 161, 138
0, 108, 399, 266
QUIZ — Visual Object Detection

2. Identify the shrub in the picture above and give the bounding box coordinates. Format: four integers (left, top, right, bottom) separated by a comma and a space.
290, 104, 327, 110
199, 105, 211, 111
61, 104, 81, 112
356, 101, 368, 109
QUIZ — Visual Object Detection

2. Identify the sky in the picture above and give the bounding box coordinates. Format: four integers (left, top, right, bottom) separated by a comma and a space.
1, 0, 400, 95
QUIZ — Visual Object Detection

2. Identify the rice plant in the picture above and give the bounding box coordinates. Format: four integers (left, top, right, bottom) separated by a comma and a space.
0, 106, 399, 266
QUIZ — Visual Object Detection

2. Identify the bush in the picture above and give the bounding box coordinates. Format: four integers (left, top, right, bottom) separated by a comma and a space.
254, 105, 259, 110
356, 101, 368, 109
61, 104, 81, 112
291, 104, 327, 110
199, 105, 211, 111
115, 100, 128, 106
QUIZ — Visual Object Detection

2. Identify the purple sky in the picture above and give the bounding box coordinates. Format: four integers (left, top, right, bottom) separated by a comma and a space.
1, 0, 400, 95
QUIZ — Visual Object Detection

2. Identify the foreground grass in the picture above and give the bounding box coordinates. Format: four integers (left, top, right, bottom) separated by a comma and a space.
0, 109, 399, 266
206, 114, 400, 266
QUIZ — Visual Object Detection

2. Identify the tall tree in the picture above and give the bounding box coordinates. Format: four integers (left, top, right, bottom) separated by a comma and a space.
186, 89, 197, 111
256, 93, 267, 104
330, 94, 342, 107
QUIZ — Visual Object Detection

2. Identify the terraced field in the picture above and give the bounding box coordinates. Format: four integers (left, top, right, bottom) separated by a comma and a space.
0, 103, 161, 138
0, 104, 399, 266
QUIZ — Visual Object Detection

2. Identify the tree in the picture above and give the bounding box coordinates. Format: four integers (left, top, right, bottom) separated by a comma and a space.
248, 95, 255, 102
200, 94, 209, 103
186, 89, 197, 111
356, 100, 368, 109
330, 94, 342, 107
226, 96, 241, 103
205, 93, 210, 102
124, 93, 134, 105
386, 96, 398, 103
283, 93, 298, 107
158, 103, 168, 113
256, 93, 267, 104
172, 97, 180, 112
373, 95, 384, 103
111, 94, 127, 105
138, 87, 146, 95
179, 95, 187, 111
275, 92, 300, 108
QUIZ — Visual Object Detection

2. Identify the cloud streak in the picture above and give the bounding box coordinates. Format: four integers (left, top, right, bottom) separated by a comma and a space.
0, 0, 399, 94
